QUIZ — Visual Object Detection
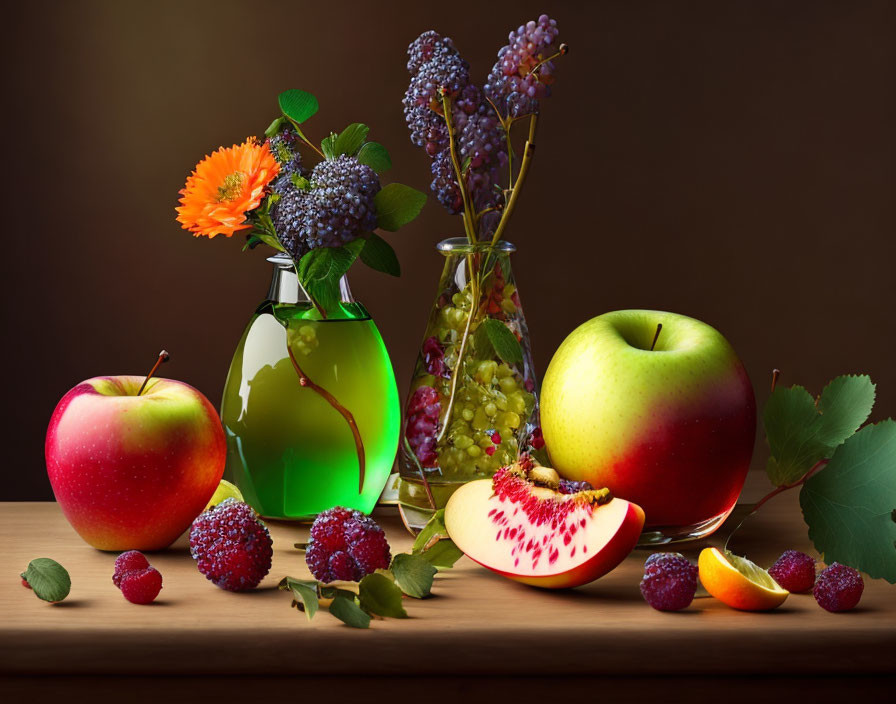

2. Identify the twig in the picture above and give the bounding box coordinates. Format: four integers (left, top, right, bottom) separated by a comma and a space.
491, 113, 538, 246
287, 344, 366, 492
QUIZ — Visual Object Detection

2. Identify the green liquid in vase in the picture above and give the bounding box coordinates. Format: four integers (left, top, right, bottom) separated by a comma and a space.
221, 278, 399, 519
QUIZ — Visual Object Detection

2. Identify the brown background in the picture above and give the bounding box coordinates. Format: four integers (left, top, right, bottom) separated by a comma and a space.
2, 0, 894, 500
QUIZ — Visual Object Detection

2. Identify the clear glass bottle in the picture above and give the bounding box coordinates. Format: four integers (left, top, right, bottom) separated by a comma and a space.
397, 238, 542, 531
221, 252, 400, 519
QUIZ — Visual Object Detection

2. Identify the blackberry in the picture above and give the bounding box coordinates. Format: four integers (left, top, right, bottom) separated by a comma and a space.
271, 154, 381, 258
640, 552, 698, 611
484, 15, 561, 118
305, 507, 392, 583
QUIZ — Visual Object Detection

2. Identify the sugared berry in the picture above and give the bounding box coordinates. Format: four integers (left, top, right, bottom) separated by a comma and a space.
813, 563, 864, 612
640, 552, 698, 611
189, 499, 273, 592
120, 566, 163, 605
113, 550, 150, 588
305, 507, 391, 583
768, 550, 817, 593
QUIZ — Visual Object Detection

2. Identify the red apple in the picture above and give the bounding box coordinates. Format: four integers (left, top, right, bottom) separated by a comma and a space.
45, 374, 225, 550
445, 461, 645, 588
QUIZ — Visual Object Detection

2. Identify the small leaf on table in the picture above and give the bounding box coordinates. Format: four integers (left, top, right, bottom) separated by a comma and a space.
800, 420, 896, 583
329, 593, 371, 628
419, 539, 465, 570
391, 553, 437, 598
358, 573, 408, 618
21, 558, 70, 603
412, 509, 449, 553
281, 576, 320, 620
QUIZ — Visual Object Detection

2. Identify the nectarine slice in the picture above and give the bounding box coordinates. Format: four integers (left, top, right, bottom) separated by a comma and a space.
445, 462, 644, 589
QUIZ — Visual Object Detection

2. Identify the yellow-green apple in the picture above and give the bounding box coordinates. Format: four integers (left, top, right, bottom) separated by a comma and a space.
540, 310, 755, 531
45, 373, 225, 550
445, 460, 644, 588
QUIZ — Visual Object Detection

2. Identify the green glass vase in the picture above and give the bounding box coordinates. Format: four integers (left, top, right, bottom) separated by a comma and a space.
221, 253, 400, 519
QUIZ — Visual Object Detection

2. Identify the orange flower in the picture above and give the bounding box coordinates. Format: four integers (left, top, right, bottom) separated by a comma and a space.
176, 139, 280, 238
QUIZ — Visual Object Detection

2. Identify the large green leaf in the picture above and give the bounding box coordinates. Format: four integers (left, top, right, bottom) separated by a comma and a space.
296, 245, 360, 313
334, 123, 369, 158
480, 318, 523, 365
763, 375, 876, 487
278, 89, 319, 123
374, 183, 426, 231
800, 420, 896, 583
360, 233, 400, 276
357, 142, 392, 172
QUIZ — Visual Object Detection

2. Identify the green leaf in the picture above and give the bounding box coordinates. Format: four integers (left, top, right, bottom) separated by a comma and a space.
290, 173, 310, 191
296, 245, 359, 313
412, 509, 448, 553
21, 558, 70, 603
390, 553, 437, 598
472, 323, 494, 360
800, 420, 896, 583
320, 132, 337, 160
280, 577, 320, 620
358, 573, 408, 618
265, 116, 286, 138
328, 594, 371, 628
374, 183, 427, 231
278, 89, 319, 124
357, 142, 392, 172
481, 318, 523, 365
334, 123, 369, 157
764, 386, 830, 486
816, 375, 876, 449
360, 233, 400, 276
764, 376, 877, 487
419, 539, 465, 570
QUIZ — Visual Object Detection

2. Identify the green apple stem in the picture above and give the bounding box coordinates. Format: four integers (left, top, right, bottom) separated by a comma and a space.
771, 368, 781, 392
650, 323, 662, 351
286, 343, 366, 494
137, 350, 170, 396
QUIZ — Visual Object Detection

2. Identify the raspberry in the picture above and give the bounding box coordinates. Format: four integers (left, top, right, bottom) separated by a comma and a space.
813, 563, 864, 612
113, 550, 150, 588
189, 499, 273, 592
119, 567, 163, 605
768, 550, 817, 593
305, 507, 391, 583
558, 479, 593, 495
404, 386, 441, 467
640, 553, 698, 611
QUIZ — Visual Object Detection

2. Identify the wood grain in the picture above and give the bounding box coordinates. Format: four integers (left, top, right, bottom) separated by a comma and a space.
1, 473, 893, 676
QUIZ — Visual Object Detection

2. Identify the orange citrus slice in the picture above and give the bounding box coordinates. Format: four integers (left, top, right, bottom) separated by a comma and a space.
698, 547, 789, 611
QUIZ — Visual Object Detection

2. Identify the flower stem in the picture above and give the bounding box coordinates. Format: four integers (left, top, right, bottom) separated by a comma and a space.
440, 90, 477, 243
436, 265, 479, 443
491, 113, 538, 247
286, 343, 366, 493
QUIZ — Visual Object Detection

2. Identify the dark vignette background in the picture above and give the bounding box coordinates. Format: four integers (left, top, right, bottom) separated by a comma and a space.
1, 0, 893, 500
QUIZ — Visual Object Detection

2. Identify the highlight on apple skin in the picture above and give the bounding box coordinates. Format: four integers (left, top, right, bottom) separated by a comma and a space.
45, 375, 226, 551
445, 461, 645, 589
540, 310, 756, 530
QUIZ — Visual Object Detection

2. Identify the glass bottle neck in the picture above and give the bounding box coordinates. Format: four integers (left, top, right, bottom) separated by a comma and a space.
266, 252, 354, 305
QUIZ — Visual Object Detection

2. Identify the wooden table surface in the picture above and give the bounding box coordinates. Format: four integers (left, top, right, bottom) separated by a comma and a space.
1, 472, 894, 680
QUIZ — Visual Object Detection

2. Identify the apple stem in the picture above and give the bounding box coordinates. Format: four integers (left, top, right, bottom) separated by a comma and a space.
771, 368, 781, 392
137, 350, 170, 396
286, 343, 366, 494
650, 323, 662, 351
